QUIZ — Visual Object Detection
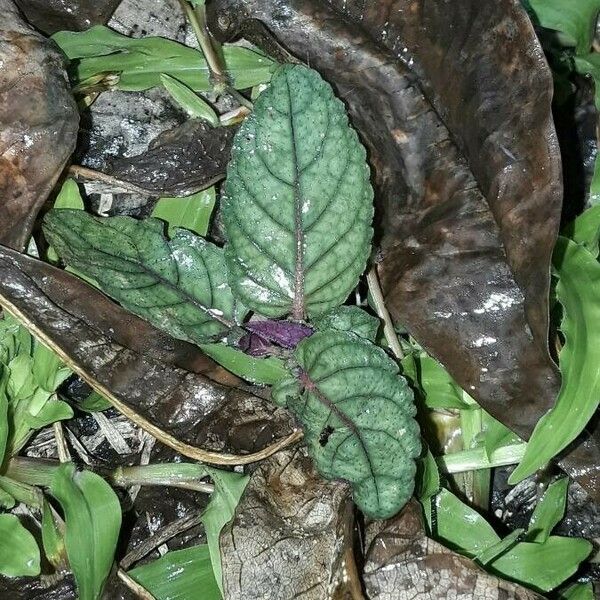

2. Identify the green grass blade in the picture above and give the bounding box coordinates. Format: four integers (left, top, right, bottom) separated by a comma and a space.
509, 238, 600, 484
0, 514, 40, 577
129, 545, 220, 600
50, 463, 121, 600
151, 187, 216, 238
160, 74, 219, 124
527, 478, 568, 543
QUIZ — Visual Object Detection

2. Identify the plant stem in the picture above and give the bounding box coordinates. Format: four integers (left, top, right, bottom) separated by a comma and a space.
178, 0, 228, 90
111, 464, 215, 494
5, 457, 215, 494
437, 442, 527, 474
366, 266, 404, 359
117, 568, 157, 600
53, 422, 71, 463
0, 475, 43, 508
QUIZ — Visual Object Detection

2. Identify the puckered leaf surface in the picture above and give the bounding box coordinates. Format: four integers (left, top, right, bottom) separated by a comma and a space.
43, 210, 243, 344
223, 64, 373, 320
273, 330, 420, 518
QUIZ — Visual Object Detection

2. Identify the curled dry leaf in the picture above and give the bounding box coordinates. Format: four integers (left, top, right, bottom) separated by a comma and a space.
363, 500, 543, 600
0, 245, 297, 461
207, 0, 600, 498
0, 0, 78, 252
13, 0, 121, 35
104, 120, 237, 198
220, 448, 363, 600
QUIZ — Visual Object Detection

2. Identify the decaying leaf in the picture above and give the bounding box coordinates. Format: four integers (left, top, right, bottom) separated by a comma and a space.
363, 500, 543, 599
0, 0, 79, 251
0, 245, 296, 461
220, 448, 363, 599
207, 0, 600, 498
13, 0, 121, 35
105, 120, 237, 197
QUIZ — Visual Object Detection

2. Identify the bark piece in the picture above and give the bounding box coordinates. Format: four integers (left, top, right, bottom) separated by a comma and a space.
0, 0, 78, 251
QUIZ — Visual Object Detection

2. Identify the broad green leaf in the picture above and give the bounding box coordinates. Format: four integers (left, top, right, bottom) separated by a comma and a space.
0, 487, 15, 509
151, 187, 216, 238
160, 74, 219, 124
200, 343, 288, 385
32, 342, 71, 391
50, 463, 121, 600
560, 583, 594, 600
272, 330, 420, 518
431, 488, 500, 557
481, 411, 521, 459
527, 478, 568, 543
313, 306, 380, 342
201, 467, 249, 592
129, 545, 220, 600
510, 238, 600, 483
23, 398, 73, 429
524, 0, 600, 53
563, 205, 600, 255
43, 212, 243, 344
223, 64, 373, 320
42, 500, 66, 569
475, 529, 524, 565
488, 536, 592, 593
53, 26, 275, 92
0, 514, 40, 577
54, 178, 85, 211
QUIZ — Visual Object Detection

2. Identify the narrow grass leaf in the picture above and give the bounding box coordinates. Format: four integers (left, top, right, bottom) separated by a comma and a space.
0, 514, 40, 577
200, 343, 288, 385
559, 582, 594, 600
151, 187, 216, 238
50, 463, 121, 600
53, 26, 275, 92
129, 545, 220, 600
510, 238, 600, 483
527, 478, 569, 543
475, 529, 524, 565
160, 74, 219, 124
42, 499, 66, 569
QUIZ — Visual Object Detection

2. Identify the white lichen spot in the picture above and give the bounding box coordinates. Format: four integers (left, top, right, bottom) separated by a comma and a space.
473, 292, 519, 314
473, 336, 497, 348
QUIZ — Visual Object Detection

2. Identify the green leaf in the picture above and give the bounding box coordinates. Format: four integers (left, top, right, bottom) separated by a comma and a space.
42, 500, 66, 569
475, 529, 524, 565
200, 343, 288, 385
0, 514, 40, 577
76, 391, 112, 413
404, 353, 472, 410
527, 478, 568, 543
313, 306, 380, 341
524, 0, 600, 54
160, 74, 219, 124
563, 205, 600, 255
481, 411, 521, 459
50, 463, 121, 600
32, 342, 71, 391
488, 536, 592, 593
151, 187, 216, 238
53, 26, 275, 92
559, 582, 594, 600
272, 330, 420, 518
201, 467, 248, 593
129, 545, 220, 600
510, 238, 600, 483
24, 399, 74, 429
431, 488, 500, 557
0, 376, 8, 466
223, 64, 373, 320
416, 448, 440, 502
43, 211, 244, 344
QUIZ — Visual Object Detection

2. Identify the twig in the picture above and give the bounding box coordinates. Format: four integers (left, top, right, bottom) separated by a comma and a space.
366, 266, 404, 359
117, 568, 157, 600
69, 165, 152, 196
111, 463, 215, 493
437, 443, 527, 474
120, 513, 202, 570
53, 422, 71, 463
